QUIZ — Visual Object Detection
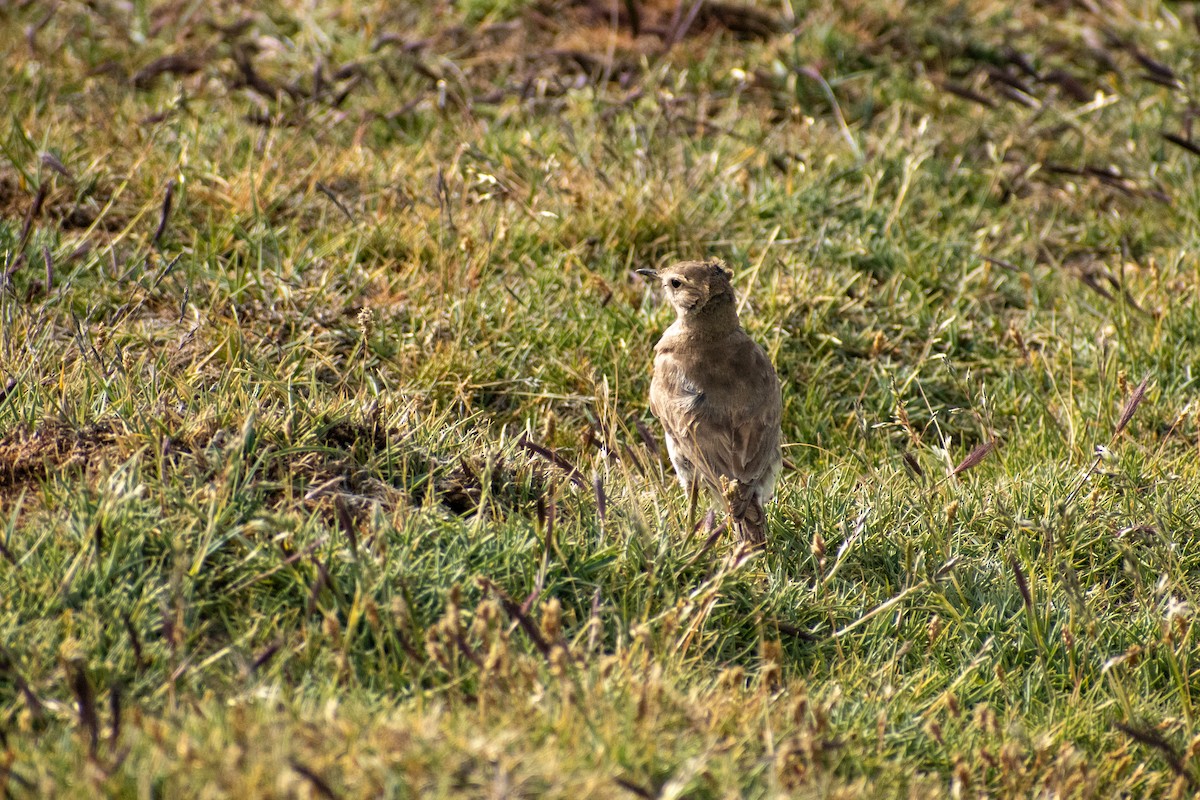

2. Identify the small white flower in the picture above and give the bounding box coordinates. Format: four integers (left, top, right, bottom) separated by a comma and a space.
1166, 596, 1192, 624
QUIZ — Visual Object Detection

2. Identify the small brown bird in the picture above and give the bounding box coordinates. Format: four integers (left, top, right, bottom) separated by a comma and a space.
638, 259, 782, 545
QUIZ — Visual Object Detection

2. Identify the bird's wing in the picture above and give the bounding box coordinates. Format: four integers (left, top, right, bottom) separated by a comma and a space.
649, 356, 701, 484
708, 342, 781, 485
649, 357, 705, 460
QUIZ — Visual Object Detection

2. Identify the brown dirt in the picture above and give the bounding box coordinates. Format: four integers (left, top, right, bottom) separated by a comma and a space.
554, 0, 782, 42
0, 420, 119, 491
401, 0, 784, 92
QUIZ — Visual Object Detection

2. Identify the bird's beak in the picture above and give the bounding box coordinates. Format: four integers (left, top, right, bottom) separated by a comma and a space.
635, 268, 658, 279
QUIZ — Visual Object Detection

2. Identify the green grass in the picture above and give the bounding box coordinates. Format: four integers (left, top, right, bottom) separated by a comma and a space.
3, 0, 1200, 796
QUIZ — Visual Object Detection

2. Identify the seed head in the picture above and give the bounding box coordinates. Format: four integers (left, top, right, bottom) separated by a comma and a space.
357, 307, 375, 339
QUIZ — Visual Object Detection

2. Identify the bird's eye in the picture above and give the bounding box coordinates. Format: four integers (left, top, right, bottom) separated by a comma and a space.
669, 278, 682, 289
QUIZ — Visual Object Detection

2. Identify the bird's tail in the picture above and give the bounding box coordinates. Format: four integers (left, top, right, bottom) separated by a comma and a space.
722, 479, 767, 546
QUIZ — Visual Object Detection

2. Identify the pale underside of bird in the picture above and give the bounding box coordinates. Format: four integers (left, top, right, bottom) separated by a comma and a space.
639, 259, 783, 545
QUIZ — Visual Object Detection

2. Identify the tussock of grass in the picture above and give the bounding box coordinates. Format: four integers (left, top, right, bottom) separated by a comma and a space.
3, 0, 1200, 796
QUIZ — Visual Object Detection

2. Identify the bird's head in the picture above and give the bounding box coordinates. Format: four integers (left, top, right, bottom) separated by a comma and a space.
637, 260, 735, 318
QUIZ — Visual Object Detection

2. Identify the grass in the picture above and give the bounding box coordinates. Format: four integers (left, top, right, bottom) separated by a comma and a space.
3, 0, 1200, 796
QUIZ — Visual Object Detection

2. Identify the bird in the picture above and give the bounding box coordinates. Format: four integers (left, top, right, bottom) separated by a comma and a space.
637, 259, 782, 546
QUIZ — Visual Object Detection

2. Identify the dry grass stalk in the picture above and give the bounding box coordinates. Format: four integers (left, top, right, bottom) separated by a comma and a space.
1114, 721, 1197, 789
1009, 555, 1032, 610
952, 439, 996, 477
1114, 376, 1149, 436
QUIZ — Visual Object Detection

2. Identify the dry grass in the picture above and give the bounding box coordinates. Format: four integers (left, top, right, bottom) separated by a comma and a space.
4, 0, 1200, 797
